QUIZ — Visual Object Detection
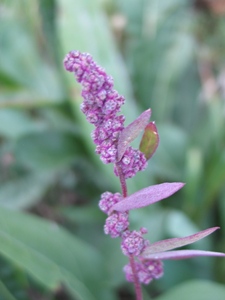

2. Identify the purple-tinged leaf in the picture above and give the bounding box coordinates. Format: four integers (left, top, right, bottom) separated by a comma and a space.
139, 122, 159, 160
142, 227, 219, 255
141, 249, 225, 260
117, 109, 151, 161
110, 182, 185, 213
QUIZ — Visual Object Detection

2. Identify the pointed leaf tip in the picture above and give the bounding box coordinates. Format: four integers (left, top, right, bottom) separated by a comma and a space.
139, 121, 159, 160
142, 227, 220, 255
117, 109, 151, 161
111, 182, 185, 213
141, 249, 225, 261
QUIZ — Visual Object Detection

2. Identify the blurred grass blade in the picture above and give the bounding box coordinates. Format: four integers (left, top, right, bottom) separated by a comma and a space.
156, 280, 225, 300
0, 281, 17, 300
0, 207, 103, 299
0, 109, 46, 139
0, 172, 55, 210
15, 131, 80, 171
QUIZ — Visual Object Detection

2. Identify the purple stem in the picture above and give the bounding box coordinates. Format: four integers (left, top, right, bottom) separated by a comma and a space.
115, 162, 128, 197
115, 162, 143, 300
129, 255, 143, 300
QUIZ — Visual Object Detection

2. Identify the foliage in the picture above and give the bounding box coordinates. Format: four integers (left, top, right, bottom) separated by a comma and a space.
0, 0, 225, 299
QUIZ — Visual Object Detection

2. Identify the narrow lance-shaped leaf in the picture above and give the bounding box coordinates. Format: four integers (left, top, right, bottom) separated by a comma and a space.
141, 249, 225, 261
139, 121, 159, 160
117, 109, 151, 161
142, 227, 220, 255
110, 182, 185, 213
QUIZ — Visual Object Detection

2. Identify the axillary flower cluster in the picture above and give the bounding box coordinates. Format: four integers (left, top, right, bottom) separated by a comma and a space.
64, 51, 225, 296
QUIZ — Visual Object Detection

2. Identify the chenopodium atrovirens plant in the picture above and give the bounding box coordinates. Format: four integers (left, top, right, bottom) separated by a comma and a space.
64, 51, 225, 300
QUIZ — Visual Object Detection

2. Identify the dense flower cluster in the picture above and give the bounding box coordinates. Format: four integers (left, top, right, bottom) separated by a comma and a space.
99, 191, 129, 238
114, 146, 147, 179
121, 228, 149, 256
64, 50, 147, 179
104, 211, 129, 238
99, 191, 122, 214
124, 259, 164, 284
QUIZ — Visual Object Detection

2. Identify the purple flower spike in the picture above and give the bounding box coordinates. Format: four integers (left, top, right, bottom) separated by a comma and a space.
64, 50, 124, 136
64, 50, 149, 178
110, 182, 185, 213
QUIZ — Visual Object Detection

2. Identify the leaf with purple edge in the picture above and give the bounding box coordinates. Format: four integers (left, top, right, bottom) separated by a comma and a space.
110, 182, 185, 213
139, 122, 159, 160
142, 227, 220, 255
117, 109, 151, 161
141, 249, 225, 260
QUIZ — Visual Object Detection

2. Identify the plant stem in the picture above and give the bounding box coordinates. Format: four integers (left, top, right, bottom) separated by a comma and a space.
115, 162, 128, 197
115, 162, 143, 300
129, 254, 143, 300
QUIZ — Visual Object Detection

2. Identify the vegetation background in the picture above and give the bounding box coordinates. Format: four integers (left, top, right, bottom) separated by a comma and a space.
0, 0, 225, 299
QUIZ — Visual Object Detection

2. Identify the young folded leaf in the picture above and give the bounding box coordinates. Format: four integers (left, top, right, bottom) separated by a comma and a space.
139, 122, 159, 160
110, 182, 185, 213
142, 227, 219, 255
117, 109, 151, 161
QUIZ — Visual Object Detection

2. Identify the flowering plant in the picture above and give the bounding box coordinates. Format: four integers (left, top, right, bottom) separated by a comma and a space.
64, 50, 225, 300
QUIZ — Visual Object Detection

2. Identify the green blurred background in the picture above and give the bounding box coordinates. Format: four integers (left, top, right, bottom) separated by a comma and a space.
0, 0, 225, 299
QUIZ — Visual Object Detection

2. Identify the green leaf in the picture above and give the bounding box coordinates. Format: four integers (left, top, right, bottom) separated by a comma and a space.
0, 280, 17, 300
156, 280, 225, 300
15, 131, 80, 171
0, 109, 46, 139
0, 2, 64, 102
153, 124, 188, 180
0, 207, 103, 300
0, 172, 55, 210
165, 209, 199, 238
139, 122, 159, 160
